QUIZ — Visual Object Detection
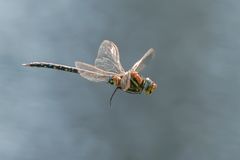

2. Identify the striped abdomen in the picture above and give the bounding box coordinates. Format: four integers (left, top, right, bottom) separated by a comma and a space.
22, 62, 79, 74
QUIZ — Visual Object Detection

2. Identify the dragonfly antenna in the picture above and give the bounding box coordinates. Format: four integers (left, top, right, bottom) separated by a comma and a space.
109, 87, 119, 107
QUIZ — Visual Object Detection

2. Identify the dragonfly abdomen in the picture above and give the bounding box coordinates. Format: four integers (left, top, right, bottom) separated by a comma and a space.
22, 62, 79, 74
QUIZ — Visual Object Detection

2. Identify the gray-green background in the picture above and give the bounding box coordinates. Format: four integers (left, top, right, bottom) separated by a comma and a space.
1, 0, 239, 159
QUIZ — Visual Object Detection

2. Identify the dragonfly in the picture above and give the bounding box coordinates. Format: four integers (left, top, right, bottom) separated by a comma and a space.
23, 40, 157, 106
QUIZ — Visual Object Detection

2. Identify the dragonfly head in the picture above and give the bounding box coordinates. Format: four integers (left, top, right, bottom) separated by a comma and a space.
144, 77, 157, 95
108, 76, 121, 87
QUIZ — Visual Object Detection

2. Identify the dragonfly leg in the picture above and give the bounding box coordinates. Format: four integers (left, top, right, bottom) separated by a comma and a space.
109, 87, 119, 107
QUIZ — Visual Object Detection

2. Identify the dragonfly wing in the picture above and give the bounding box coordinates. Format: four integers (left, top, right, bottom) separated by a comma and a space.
131, 48, 155, 72
120, 71, 131, 91
95, 40, 125, 74
75, 61, 116, 82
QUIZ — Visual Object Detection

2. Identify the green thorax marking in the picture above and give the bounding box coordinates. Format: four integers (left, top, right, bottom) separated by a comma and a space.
126, 76, 145, 94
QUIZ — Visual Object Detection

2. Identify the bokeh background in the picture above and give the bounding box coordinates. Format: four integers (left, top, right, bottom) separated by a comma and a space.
0, 0, 240, 159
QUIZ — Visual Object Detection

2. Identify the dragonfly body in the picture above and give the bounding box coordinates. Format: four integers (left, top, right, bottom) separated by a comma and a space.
23, 40, 157, 105
25, 63, 153, 94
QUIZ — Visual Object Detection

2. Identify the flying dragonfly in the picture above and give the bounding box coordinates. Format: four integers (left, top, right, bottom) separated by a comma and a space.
23, 40, 157, 106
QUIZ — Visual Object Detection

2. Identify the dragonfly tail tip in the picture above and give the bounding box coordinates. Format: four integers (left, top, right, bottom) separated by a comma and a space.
22, 63, 30, 66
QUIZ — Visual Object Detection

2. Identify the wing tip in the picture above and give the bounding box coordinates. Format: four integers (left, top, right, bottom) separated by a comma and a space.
149, 48, 155, 52
101, 40, 117, 46
146, 48, 156, 57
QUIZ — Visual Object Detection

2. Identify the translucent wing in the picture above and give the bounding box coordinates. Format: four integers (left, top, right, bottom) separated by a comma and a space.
95, 40, 125, 74
131, 48, 155, 72
120, 71, 131, 91
75, 61, 116, 82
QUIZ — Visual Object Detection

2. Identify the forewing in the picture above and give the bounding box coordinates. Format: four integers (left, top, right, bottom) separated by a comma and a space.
120, 72, 131, 91
75, 61, 116, 82
95, 40, 125, 74
131, 48, 155, 72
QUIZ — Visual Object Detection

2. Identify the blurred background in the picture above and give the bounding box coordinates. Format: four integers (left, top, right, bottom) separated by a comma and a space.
0, 0, 240, 159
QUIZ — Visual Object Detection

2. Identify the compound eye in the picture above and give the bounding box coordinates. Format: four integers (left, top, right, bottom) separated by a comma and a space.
108, 78, 114, 85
